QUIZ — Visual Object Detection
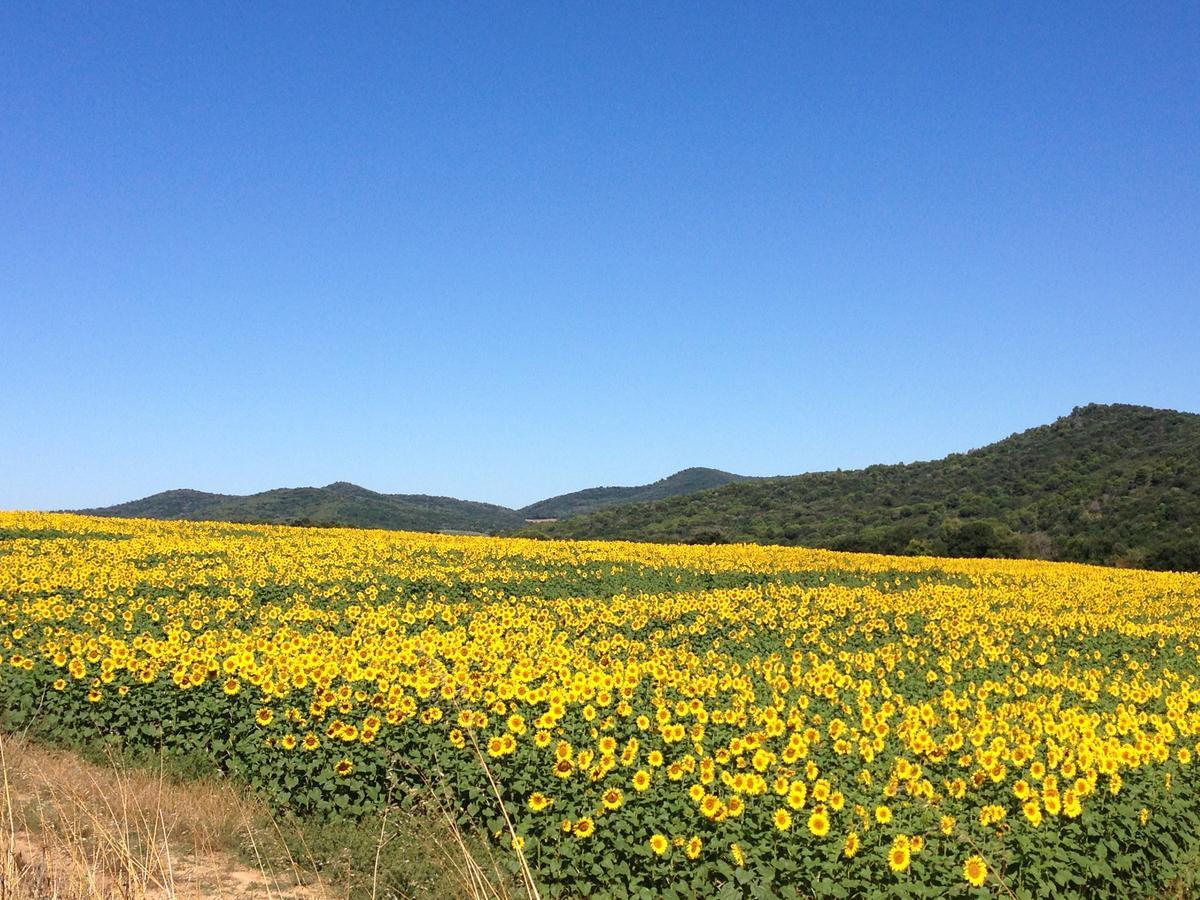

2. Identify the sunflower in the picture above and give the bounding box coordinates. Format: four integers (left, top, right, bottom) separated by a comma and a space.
842, 831, 861, 858
573, 817, 595, 838
1023, 799, 1043, 826
632, 770, 651, 792
334, 758, 354, 777
601, 787, 624, 811
685, 836, 703, 859
963, 855, 987, 887
807, 806, 831, 838
888, 842, 911, 873
787, 782, 808, 810
649, 834, 669, 856
773, 809, 793, 831
528, 792, 553, 812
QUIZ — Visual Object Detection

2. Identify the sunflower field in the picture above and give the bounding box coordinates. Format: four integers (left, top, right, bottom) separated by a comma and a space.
3, 511, 1200, 898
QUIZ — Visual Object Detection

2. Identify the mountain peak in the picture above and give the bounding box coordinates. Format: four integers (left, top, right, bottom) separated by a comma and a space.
323, 481, 371, 494
518, 468, 749, 519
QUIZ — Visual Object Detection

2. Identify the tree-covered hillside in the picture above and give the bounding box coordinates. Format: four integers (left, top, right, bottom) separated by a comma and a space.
79, 482, 524, 533
531, 405, 1200, 571
518, 467, 749, 519
75, 470, 748, 534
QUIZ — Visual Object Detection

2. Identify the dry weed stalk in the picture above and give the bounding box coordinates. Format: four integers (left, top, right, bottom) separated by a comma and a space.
461, 732, 541, 900
0, 731, 326, 899
388, 752, 519, 900
1, 730, 524, 900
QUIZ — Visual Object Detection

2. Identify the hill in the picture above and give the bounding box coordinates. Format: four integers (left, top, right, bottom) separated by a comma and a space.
517, 467, 749, 519
75, 469, 746, 534
530, 404, 1200, 571
78, 482, 524, 533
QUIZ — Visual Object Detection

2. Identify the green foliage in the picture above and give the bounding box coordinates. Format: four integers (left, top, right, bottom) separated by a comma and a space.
518, 468, 750, 520
539, 404, 1200, 572
0, 527, 130, 542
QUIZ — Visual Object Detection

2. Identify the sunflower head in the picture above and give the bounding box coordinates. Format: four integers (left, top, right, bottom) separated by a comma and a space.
889, 843, 911, 873
963, 855, 987, 887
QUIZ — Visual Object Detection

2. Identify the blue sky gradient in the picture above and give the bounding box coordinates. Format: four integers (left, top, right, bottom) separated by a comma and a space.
2, 2, 1197, 509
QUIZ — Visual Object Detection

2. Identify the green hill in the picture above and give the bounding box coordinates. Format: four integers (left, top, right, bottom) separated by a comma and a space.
76, 469, 747, 534
78, 482, 524, 533
531, 404, 1200, 571
83, 488, 235, 520
518, 467, 749, 519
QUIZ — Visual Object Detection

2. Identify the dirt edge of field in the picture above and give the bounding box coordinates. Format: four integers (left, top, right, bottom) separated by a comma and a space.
0, 730, 529, 899
0, 731, 331, 899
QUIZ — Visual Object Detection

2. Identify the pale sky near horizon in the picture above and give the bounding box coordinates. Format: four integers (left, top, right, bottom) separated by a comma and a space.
2, 2, 1197, 510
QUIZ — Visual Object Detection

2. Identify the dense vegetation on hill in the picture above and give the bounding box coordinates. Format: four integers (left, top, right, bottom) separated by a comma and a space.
530, 405, 1200, 571
79, 481, 525, 533
76, 470, 742, 534
518, 467, 748, 519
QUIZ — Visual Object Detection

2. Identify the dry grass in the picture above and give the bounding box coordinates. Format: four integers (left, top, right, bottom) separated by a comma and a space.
0, 730, 323, 899
0, 732, 527, 900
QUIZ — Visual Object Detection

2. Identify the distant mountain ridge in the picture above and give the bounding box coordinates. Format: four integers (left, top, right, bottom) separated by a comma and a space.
72, 404, 1200, 571
532, 404, 1200, 572
78, 482, 522, 533
75, 468, 747, 534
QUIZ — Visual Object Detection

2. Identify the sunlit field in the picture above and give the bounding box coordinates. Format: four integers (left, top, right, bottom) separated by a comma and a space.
3, 511, 1200, 898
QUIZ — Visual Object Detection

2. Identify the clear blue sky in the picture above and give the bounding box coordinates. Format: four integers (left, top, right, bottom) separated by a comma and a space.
2, 2, 1197, 510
